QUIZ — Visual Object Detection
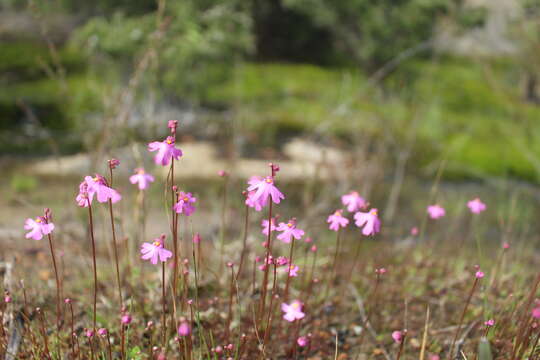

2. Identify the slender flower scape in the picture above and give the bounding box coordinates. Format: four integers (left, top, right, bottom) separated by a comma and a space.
467, 198, 486, 214
246, 175, 284, 211
427, 205, 445, 219
341, 191, 367, 212
261, 218, 278, 236
141, 235, 173, 265
354, 208, 381, 236
281, 300, 305, 322
76, 175, 121, 206
148, 136, 183, 166
24, 216, 54, 240
129, 168, 155, 190
327, 209, 349, 231
173, 191, 197, 216
276, 219, 305, 243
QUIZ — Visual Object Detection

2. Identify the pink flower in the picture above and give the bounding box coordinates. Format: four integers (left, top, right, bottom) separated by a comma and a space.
281, 300, 305, 322
129, 168, 155, 190
503, 242, 510, 249
24, 216, 54, 240
148, 136, 183, 166
467, 198, 486, 214
475, 271, 485, 279
427, 205, 445, 219
354, 209, 381, 236
411, 227, 418, 236
77, 175, 121, 207
297, 336, 309, 347
392, 330, 402, 343
246, 176, 284, 211
178, 321, 191, 336
275, 256, 289, 266
193, 233, 201, 244
284, 264, 299, 277
98, 328, 108, 336
76, 181, 94, 207
141, 235, 173, 265
276, 219, 305, 243
533, 307, 540, 319
484, 319, 495, 327
341, 191, 367, 212
262, 218, 277, 236
121, 314, 132, 324
327, 209, 349, 231
173, 192, 196, 216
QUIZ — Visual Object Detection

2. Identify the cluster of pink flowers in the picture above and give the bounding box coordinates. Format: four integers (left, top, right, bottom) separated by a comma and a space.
427, 197, 487, 220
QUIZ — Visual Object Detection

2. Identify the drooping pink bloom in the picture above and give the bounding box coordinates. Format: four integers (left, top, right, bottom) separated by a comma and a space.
276, 219, 305, 243
178, 321, 191, 336
341, 191, 367, 213
281, 300, 305, 322
484, 319, 495, 327
246, 176, 284, 211
392, 330, 402, 343
173, 192, 197, 216
76, 181, 94, 207
284, 264, 299, 277
411, 227, 419, 236
129, 168, 155, 190
503, 242, 510, 249
467, 198, 486, 214
475, 271, 485, 279
141, 235, 173, 265
532, 307, 540, 319
427, 205, 445, 219
98, 328, 108, 336
24, 216, 54, 240
327, 209, 349, 231
262, 218, 277, 236
297, 336, 309, 347
148, 136, 183, 166
354, 209, 381, 236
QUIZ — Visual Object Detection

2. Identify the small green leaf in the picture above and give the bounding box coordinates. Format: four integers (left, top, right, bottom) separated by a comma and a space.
478, 337, 493, 360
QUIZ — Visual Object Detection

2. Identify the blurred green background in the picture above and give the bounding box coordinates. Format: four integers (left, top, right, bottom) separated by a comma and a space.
1, 0, 540, 183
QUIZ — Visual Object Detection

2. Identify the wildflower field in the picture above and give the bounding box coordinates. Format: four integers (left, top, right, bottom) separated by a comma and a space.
1, 119, 539, 360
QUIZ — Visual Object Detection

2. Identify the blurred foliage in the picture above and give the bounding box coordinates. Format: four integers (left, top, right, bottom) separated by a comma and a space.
2, 0, 540, 183
10, 174, 38, 193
